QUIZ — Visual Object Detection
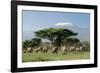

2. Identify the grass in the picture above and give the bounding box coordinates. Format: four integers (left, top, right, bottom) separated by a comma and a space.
22, 51, 90, 62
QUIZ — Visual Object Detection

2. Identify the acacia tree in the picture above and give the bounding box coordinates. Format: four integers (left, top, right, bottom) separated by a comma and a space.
31, 38, 41, 47
23, 38, 41, 48
22, 40, 32, 50
34, 28, 77, 47
62, 38, 80, 47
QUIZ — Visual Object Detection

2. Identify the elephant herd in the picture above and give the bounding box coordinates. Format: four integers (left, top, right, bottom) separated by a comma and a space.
23, 45, 83, 54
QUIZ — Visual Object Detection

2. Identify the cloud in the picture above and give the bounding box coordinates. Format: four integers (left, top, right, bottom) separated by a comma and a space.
55, 22, 72, 27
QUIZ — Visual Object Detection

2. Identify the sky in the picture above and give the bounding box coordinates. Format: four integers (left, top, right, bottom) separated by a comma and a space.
22, 10, 90, 41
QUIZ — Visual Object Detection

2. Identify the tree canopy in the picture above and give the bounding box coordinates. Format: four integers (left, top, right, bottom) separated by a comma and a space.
23, 38, 41, 50
35, 28, 78, 46
62, 37, 80, 46
31, 38, 41, 47
22, 40, 32, 50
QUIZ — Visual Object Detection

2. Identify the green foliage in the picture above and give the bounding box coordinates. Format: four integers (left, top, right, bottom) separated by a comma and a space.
22, 40, 32, 50
35, 28, 77, 46
65, 38, 80, 43
23, 38, 41, 50
63, 38, 80, 46
31, 38, 41, 47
